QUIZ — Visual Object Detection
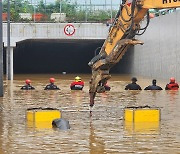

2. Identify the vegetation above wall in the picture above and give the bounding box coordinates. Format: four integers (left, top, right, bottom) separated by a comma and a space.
2, 0, 117, 23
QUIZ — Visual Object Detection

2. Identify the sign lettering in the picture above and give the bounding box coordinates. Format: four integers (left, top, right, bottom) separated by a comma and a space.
163, 0, 180, 4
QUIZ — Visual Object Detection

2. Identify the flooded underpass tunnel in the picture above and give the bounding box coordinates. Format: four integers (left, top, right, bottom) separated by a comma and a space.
14, 39, 104, 74
2, 40, 180, 154
13, 39, 130, 74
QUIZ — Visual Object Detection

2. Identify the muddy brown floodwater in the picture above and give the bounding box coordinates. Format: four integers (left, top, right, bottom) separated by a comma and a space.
0, 74, 179, 154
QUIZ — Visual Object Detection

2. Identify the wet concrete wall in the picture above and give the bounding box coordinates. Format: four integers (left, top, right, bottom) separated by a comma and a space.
123, 11, 180, 80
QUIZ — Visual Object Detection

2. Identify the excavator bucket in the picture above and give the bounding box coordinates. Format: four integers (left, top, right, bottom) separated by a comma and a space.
89, 39, 143, 107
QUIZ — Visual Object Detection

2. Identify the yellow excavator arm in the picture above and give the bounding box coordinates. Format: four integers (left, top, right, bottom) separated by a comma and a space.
89, 0, 180, 107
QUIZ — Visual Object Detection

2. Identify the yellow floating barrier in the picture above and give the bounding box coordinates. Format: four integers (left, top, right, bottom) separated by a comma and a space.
124, 106, 160, 122
124, 121, 160, 134
26, 108, 61, 129
124, 106, 161, 134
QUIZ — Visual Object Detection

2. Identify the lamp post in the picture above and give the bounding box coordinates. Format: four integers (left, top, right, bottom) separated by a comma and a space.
85, 0, 87, 22
0, 0, 3, 96
90, 0, 91, 12
33, 0, 36, 22
59, 0, 62, 22
7, 0, 11, 80
44, 0, 46, 14
120, 0, 122, 5
110, 0, 113, 23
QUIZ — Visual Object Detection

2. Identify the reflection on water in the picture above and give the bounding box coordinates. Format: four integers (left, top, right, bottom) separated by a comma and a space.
89, 120, 106, 154
124, 121, 160, 135
0, 74, 180, 153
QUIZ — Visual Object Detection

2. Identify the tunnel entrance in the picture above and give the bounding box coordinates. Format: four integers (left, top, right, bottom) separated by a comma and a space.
14, 39, 105, 74
13, 39, 130, 74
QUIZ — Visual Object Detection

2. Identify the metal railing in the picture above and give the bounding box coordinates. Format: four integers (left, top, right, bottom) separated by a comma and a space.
2, 0, 121, 23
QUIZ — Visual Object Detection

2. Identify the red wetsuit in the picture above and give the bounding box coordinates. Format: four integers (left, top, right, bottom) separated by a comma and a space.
70, 81, 84, 90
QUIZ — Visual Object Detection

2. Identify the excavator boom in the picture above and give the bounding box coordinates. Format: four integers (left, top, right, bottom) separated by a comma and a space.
89, 0, 180, 107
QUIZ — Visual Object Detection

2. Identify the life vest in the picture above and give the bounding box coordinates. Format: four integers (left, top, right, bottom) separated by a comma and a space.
70, 81, 84, 90
167, 83, 179, 90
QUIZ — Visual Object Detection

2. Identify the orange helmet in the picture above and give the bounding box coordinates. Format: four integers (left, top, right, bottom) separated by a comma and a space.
25, 79, 31, 84
50, 78, 55, 83
170, 77, 175, 83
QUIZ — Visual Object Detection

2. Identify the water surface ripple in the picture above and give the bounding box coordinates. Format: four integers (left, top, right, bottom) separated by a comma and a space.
0, 74, 179, 153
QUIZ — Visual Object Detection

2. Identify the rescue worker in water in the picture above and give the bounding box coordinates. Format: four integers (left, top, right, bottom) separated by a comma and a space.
97, 81, 111, 93
125, 77, 142, 90
70, 76, 84, 90
165, 77, 179, 90
104, 82, 111, 91
144, 79, 163, 90
21, 79, 35, 90
44, 78, 60, 90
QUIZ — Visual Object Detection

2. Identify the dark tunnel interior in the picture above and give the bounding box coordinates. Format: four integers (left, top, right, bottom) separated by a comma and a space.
4, 39, 128, 74
13, 39, 104, 74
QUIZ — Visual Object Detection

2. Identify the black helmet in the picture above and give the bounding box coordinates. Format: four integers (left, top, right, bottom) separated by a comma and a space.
152, 79, 156, 85
131, 77, 137, 82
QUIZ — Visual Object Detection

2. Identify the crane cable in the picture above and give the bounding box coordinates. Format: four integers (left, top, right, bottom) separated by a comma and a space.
135, 11, 150, 35
119, 0, 150, 37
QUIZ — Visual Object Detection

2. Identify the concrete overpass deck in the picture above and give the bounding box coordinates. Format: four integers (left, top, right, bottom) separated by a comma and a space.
3, 23, 109, 47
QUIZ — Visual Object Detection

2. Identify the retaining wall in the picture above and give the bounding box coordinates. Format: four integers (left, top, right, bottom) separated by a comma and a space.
123, 11, 180, 81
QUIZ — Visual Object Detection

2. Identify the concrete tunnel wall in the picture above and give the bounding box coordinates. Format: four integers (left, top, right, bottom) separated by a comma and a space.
13, 39, 127, 74
126, 11, 180, 81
